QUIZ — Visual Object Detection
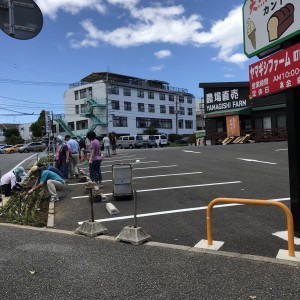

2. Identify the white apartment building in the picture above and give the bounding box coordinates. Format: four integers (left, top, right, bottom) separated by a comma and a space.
53, 72, 196, 138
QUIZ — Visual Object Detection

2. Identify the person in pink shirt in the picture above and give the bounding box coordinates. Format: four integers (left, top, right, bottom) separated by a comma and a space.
86, 131, 103, 188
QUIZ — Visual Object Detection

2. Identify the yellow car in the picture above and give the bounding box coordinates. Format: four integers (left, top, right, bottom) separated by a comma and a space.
5, 144, 24, 154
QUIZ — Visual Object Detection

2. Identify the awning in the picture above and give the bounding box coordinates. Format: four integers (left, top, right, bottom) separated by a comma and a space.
204, 107, 251, 118
251, 104, 286, 111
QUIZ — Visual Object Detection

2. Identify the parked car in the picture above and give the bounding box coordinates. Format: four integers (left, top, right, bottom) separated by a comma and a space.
0, 145, 13, 154
18, 142, 46, 153
117, 135, 144, 149
141, 135, 157, 148
5, 144, 24, 154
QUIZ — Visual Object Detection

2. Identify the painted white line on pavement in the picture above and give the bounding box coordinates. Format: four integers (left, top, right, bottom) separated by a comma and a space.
272, 231, 300, 245
80, 161, 160, 170
73, 181, 243, 199
237, 158, 277, 165
183, 150, 201, 153
72, 180, 241, 198
275, 149, 288, 152
67, 171, 203, 186
78, 197, 290, 224
100, 165, 178, 174
11, 153, 40, 172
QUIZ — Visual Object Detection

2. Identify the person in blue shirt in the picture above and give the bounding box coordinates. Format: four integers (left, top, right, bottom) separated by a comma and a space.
37, 163, 64, 179
27, 165, 66, 202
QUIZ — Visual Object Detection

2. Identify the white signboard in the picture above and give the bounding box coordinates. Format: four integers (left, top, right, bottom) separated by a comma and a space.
243, 0, 300, 58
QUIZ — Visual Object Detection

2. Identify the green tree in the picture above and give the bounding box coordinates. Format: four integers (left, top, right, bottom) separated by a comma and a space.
30, 110, 46, 138
3, 128, 24, 144
142, 125, 158, 135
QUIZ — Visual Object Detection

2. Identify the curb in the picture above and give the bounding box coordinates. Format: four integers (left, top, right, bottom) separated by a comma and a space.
1, 222, 300, 267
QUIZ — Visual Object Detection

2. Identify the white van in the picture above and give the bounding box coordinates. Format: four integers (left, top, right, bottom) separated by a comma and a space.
154, 134, 168, 147
117, 135, 144, 149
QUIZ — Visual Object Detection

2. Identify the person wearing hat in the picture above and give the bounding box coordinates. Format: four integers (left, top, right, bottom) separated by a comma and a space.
0, 166, 26, 197
27, 165, 66, 202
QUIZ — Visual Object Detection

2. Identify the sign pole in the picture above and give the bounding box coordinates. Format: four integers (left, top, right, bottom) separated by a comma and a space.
286, 85, 300, 235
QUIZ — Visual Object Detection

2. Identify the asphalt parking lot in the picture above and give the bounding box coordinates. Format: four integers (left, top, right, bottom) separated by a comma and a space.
52, 141, 300, 260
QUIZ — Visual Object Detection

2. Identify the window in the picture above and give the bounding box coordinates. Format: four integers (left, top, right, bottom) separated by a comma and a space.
136, 117, 172, 129
75, 91, 79, 100
113, 116, 127, 127
169, 106, 175, 114
88, 87, 92, 97
159, 93, 166, 100
75, 105, 79, 114
187, 96, 193, 104
263, 116, 271, 129
187, 108, 193, 115
76, 120, 88, 130
185, 120, 193, 129
217, 120, 224, 132
148, 104, 155, 113
179, 95, 184, 103
277, 115, 286, 128
111, 100, 120, 110
137, 90, 144, 98
123, 88, 131, 96
124, 101, 132, 111
80, 104, 86, 114
110, 87, 119, 95
160, 105, 166, 113
68, 122, 75, 130
80, 89, 87, 99
178, 120, 183, 129
244, 119, 252, 130
138, 103, 145, 112
169, 95, 175, 102
179, 107, 185, 115
148, 91, 154, 99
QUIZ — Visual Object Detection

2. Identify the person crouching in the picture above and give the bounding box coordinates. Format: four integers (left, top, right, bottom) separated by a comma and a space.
27, 165, 66, 202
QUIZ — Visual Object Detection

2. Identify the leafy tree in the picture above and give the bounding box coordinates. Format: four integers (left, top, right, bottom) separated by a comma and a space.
30, 110, 46, 138
142, 125, 158, 135
3, 128, 24, 144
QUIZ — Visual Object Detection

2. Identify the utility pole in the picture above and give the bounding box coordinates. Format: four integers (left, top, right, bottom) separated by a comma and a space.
105, 71, 109, 136
175, 93, 178, 137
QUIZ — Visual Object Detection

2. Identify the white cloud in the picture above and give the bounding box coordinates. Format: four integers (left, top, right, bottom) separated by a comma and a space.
154, 50, 172, 59
151, 65, 165, 71
38, 1, 247, 65
36, 0, 106, 19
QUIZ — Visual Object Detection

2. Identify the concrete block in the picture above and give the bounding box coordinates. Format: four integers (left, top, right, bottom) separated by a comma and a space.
194, 239, 224, 250
75, 221, 108, 237
117, 225, 151, 245
106, 202, 120, 215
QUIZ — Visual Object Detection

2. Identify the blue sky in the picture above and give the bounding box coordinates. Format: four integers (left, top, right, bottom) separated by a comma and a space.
0, 0, 258, 124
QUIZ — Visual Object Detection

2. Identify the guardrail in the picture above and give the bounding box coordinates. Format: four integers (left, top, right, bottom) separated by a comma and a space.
206, 198, 295, 257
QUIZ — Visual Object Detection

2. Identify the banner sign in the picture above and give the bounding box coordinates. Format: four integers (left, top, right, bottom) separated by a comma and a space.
204, 87, 250, 114
45, 111, 51, 134
243, 0, 300, 58
249, 42, 300, 98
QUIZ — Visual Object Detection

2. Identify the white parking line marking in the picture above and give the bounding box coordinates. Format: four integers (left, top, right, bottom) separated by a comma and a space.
100, 165, 178, 174
78, 197, 289, 224
67, 171, 202, 186
183, 150, 201, 153
237, 158, 277, 165
73, 181, 242, 200
275, 149, 288, 151
272, 231, 300, 245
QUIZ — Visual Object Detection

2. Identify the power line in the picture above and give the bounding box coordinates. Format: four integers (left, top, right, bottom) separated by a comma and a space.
0, 77, 69, 86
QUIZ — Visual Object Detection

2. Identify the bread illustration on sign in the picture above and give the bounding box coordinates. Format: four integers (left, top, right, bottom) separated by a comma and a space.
247, 18, 256, 49
268, 3, 295, 42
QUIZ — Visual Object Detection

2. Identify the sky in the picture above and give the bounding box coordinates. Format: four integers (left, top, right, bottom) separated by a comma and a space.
0, 0, 258, 124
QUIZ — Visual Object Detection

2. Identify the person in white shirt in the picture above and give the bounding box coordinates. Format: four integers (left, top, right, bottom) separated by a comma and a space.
0, 166, 26, 197
102, 135, 111, 157
65, 135, 80, 178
